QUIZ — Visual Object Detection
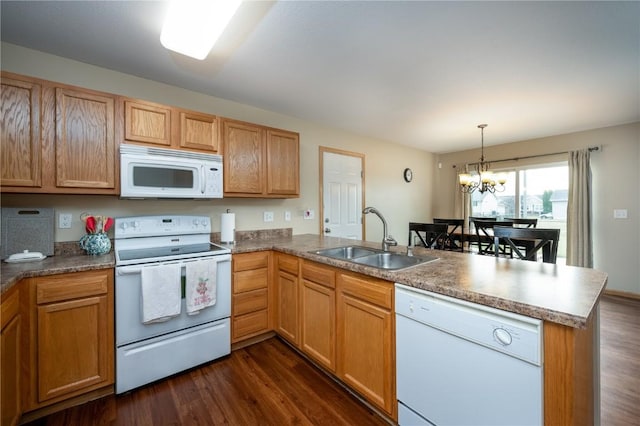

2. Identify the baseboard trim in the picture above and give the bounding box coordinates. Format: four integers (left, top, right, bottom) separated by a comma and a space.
603, 289, 640, 301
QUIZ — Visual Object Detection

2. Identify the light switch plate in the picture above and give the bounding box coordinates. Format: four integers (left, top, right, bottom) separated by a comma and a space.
613, 209, 628, 219
303, 209, 315, 220
284, 211, 291, 221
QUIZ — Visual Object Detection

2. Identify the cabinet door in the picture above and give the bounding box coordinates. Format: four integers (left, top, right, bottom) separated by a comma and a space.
275, 255, 299, 345
1, 74, 41, 187
266, 129, 299, 196
37, 295, 110, 402
222, 120, 265, 195
124, 100, 171, 146
337, 272, 394, 416
180, 111, 219, 152
301, 279, 336, 371
1, 289, 21, 426
55, 87, 115, 189
34, 269, 114, 405
337, 292, 393, 415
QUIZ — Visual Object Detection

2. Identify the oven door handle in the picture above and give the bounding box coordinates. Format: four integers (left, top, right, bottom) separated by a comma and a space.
116, 261, 183, 276
116, 256, 227, 275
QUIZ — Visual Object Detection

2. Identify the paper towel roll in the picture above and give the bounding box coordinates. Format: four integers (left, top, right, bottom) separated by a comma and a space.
220, 213, 235, 243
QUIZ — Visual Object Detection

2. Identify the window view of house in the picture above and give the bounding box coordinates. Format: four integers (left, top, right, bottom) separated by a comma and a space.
470, 163, 569, 260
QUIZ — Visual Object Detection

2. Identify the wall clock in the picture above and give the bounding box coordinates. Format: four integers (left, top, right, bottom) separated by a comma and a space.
403, 168, 413, 183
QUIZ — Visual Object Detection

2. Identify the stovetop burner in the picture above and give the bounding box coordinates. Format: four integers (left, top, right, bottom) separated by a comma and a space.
114, 215, 231, 266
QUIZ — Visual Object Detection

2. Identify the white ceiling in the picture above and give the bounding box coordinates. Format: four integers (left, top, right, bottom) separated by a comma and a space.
1, 1, 638, 153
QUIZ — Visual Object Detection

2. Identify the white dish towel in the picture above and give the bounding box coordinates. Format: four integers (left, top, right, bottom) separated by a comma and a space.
186, 259, 217, 315
140, 263, 181, 324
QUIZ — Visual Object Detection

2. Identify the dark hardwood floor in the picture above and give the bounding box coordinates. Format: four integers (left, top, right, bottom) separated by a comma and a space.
599, 295, 640, 426
26, 337, 388, 426
25, 295, 639, 426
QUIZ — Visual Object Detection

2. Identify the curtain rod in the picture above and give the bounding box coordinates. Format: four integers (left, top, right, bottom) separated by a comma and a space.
454, 146, 600, 168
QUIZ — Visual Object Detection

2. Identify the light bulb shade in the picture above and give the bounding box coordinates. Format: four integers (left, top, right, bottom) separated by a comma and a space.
480, 170, 494, 184
459, 173, 472, 186
160, 0, 242, 60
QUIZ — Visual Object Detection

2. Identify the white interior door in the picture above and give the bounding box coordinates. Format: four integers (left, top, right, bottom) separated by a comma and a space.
322, 150, 363, 239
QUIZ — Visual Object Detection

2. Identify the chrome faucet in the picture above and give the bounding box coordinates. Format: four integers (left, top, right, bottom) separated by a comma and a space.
363, 207, 398, 251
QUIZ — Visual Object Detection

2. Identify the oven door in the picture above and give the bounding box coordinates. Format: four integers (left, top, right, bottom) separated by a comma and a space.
115, 254, 231, 346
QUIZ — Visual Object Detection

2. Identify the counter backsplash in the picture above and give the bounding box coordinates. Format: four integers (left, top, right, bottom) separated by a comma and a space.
54, 228, 294, 256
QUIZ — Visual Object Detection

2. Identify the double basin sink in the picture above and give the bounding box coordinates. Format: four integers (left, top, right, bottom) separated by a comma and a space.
311, 245, 438, 271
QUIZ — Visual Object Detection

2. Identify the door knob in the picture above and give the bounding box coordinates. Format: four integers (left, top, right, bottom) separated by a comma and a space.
324, 228, 331, 233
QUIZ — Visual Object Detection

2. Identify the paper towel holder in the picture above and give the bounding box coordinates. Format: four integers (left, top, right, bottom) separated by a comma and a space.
220, 209, 236, 244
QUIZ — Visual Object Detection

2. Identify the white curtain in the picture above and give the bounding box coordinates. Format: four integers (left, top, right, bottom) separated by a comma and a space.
567, 149, 593, 267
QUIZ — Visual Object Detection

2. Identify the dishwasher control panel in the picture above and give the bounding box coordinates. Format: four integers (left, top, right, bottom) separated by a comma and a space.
395, 284, 543, 365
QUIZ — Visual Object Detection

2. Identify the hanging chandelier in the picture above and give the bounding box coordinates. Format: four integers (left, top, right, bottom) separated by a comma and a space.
458, 124, 506, 194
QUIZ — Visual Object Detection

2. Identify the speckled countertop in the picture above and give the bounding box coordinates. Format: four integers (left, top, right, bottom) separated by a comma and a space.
226, 234, 607, 329
1, 252, 115, 294
1, 234, 607, 329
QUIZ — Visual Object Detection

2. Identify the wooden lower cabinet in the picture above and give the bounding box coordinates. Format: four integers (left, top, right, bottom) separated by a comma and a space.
26, 269, 114, 411
337, 271, 395, 418
300, 261, 336, 372
1, 286, 21, 426
274, 253, 300, 346
232, 251, 271, 343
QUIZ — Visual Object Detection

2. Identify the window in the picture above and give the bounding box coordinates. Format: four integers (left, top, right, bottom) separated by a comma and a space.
470, 162, 568, 260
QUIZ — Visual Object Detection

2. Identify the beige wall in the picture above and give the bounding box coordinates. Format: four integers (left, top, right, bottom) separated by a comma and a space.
0, 43, 434, 247
435, 122, 640, 295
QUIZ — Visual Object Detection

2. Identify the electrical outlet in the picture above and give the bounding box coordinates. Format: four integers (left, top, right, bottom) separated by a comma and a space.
263, 211, 274, 222
59, 213, 72, 229
284, 211, 291, 221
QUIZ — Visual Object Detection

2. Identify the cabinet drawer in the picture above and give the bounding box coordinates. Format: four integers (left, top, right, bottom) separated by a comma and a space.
233, 309, 269, 341
234, 269, 268, 293
233, 251, 270, 272
339, 273, 393, 310
302, 261, 336, 289
36, 269, 110, 304
234, 288, 268, 316
277, 253, 299, 276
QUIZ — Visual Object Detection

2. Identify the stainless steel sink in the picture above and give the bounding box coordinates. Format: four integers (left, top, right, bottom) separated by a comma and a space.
311, 245, 437, 270
312, 245, 381, 260
352, 252, 438, 270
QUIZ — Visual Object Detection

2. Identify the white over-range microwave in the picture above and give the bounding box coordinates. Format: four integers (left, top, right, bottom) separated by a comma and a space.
120, 144, 223, 199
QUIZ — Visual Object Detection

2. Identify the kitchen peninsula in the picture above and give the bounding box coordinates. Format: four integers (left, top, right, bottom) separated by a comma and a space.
1, 233, 607, 425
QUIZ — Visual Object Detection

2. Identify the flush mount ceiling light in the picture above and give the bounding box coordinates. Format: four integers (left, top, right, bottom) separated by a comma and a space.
458, 124, 507, 194
160, 0, 242, 60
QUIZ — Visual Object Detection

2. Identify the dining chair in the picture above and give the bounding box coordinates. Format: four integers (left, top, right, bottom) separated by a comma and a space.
472, 220, 514, 256
493, 227, 560, 264
433, 218, 465, 252
408, 222, 448, 249
505, 218, 538, 228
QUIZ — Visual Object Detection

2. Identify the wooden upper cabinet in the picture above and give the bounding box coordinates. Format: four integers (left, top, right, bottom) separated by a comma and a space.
222, 119, 300, 198
122, 98, 220, 153
222, 119, 265, 195
0, 73, 42, 188
55, 87, 115, 189
180, 111, 219, 152
124, 99, 171, 146
266, 129, 299, 196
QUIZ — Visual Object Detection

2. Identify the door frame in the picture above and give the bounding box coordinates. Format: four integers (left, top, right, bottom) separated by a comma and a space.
318, 146, 366, 239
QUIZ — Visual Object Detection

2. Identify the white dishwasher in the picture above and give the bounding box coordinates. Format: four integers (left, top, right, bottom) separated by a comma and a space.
395, 284, 543, 426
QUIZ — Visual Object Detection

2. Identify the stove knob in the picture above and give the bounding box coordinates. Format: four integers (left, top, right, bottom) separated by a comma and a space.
201, 219, 208, 227
193, 218, 200, 227
133, 221, 140, 230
